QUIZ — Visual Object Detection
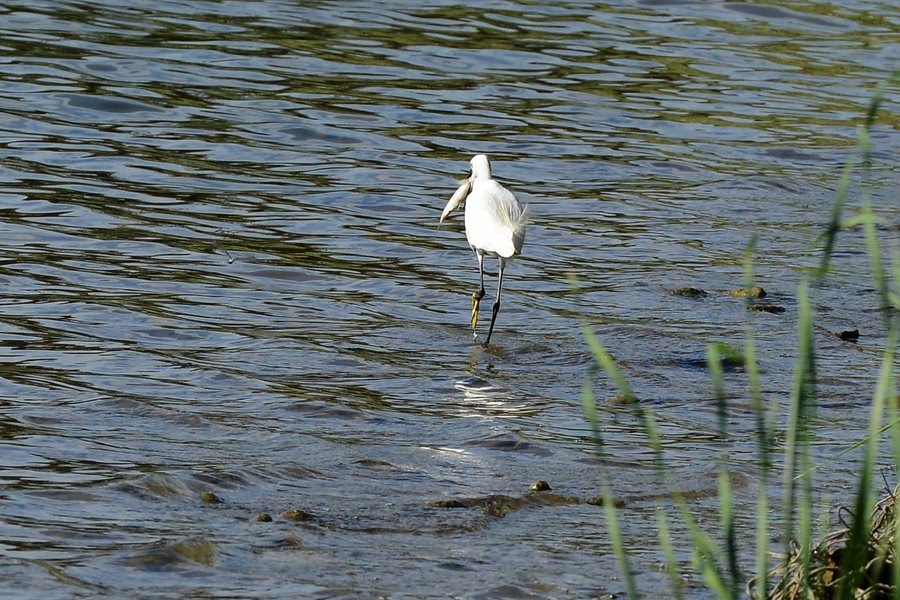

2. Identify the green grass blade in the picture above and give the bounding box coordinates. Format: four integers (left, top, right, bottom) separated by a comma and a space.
780, 279, 816, 595
706, 343, 727, 438
580, 340, 639, 600
656, 505, 686, 600
640, 409, 734, 600
718, 467, 740, 598
581, 321, 636, 403
836, 326, 895, 599
793, 416, 900, 480
705, 340, 743, 597
742, 238, 775, 599
812, 158, 853, 281
889, 249, 900, 600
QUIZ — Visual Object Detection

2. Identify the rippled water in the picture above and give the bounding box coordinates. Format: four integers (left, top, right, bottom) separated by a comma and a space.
3, 1, 900, 598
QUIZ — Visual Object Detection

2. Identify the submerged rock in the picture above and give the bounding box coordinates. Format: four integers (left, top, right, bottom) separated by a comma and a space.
838, 329, 860, 341
427, 483, 611, 518
201, 491, 222, 504
747, 304, 786, 314
282, 509, 316, 521
669, 287, 708, 298
585, 496, 627, 508
426, 499, 466, 508
729, 286, 767, 298
608, 394, 639, 405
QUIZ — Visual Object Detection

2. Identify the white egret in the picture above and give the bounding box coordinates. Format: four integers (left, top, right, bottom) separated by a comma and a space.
440, 154, 526, 344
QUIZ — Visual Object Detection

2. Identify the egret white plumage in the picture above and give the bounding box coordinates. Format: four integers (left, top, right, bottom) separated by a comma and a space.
440, 154, 526, 344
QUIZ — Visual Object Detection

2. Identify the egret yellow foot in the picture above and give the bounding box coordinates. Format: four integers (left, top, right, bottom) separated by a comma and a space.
471, 293, 481, 330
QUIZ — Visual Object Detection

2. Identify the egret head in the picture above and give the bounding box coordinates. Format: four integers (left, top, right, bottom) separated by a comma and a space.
469, 154, 492, 182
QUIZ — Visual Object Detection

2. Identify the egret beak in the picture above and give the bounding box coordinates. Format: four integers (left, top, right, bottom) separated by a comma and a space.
439, 178, 471, 225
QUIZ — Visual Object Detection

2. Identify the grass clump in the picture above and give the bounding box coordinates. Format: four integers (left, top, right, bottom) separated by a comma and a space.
751, 484, 900, 600
580, 70, 900, 600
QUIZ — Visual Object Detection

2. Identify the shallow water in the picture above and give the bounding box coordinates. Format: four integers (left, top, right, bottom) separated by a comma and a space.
2, 1, 900, 598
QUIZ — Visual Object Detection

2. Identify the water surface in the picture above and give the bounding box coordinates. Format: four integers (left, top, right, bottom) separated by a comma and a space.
3, 1, 900, 598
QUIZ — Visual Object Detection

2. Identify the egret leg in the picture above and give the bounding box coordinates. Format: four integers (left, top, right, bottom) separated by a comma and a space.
484, 258, 506, 345
471, 251, 486, 331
